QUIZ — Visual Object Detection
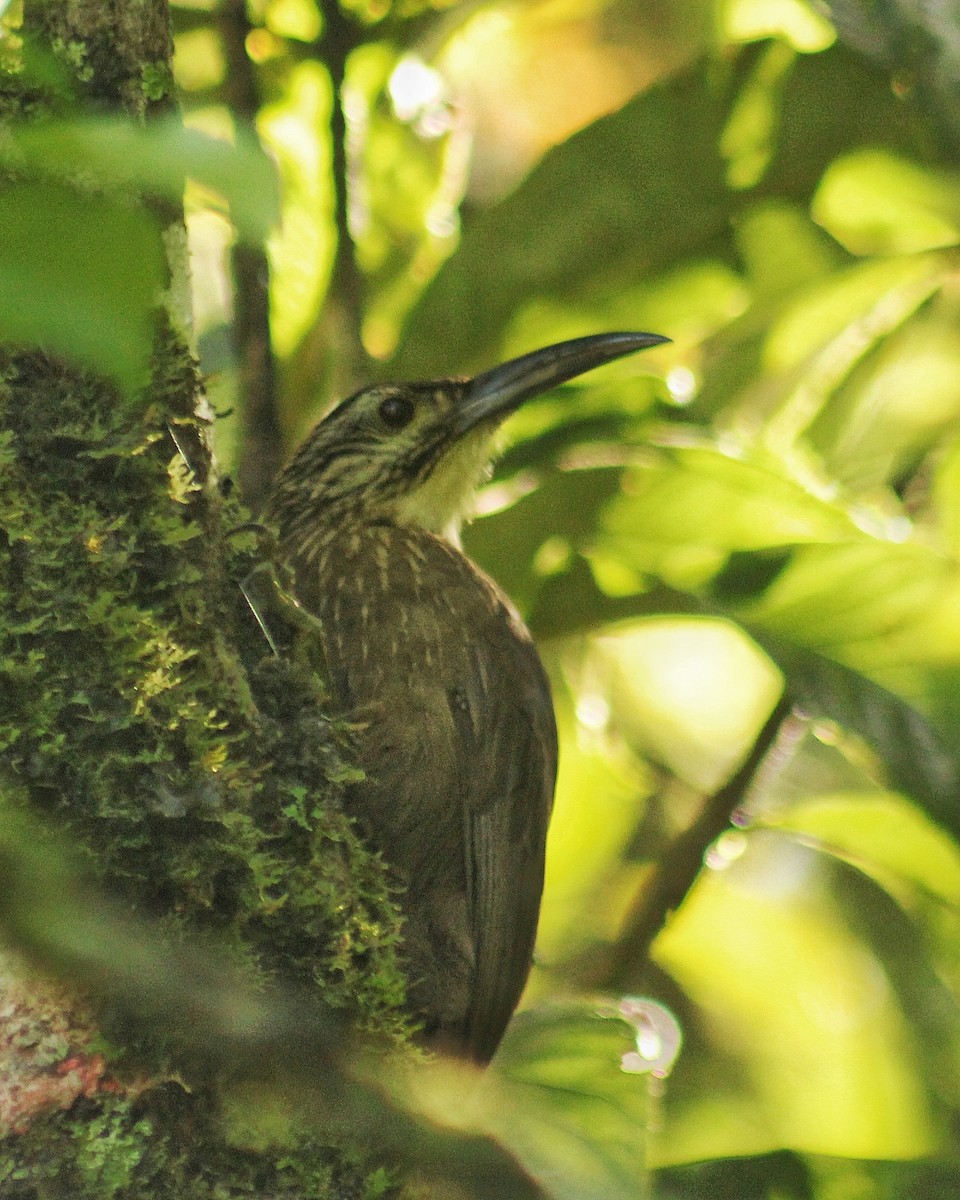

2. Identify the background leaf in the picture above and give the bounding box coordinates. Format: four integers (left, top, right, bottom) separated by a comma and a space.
389, 43, 937, 377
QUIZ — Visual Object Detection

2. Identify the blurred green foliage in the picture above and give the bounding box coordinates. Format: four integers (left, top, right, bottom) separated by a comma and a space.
5, 0, 960, 1195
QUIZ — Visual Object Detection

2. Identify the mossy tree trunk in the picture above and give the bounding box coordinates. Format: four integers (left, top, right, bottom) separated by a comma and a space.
0, 3, 410, 1197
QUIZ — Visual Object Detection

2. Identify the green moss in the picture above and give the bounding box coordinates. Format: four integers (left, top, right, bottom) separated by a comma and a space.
74, 1105, 152, 1197
1, 345, 409, 1016
140, 62, 172, 103
0, 345, 410, 1195
0, 1086, 399, 1200
53, 38, 93, 83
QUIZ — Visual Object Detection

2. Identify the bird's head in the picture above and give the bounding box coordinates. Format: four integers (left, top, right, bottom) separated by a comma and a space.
266, 331, 668, 547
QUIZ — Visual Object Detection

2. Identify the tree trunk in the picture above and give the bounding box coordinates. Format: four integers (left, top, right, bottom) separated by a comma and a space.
0, 3, 409, 1196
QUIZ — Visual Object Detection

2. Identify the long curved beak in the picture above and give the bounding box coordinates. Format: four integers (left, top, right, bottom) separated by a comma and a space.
453, 331, 669, 435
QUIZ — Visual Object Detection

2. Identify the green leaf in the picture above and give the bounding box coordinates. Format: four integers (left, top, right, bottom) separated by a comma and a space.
759, 639, 960, 839
831, 864, 960, 1117
8, 117, 279, 242
768, 792, 960, 906
654, 1151, 813, 1199
487, 1002, 658, 1200
0, 181, 164, 394
694, 252, 945, 446
813, 150, 960, 255
741, 540, 953, 649
601, 444, 858, 574
809, 291, 960, 491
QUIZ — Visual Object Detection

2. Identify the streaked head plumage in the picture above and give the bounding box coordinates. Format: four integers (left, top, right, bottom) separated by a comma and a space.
265, 332, 670, 547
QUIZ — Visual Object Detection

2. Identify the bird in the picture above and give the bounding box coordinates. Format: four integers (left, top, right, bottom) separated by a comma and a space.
262, 331, 668, 1063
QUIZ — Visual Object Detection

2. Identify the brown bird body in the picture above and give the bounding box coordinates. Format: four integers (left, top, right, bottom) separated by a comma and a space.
263, 333, 666, 1061
277, 519, 555, 1061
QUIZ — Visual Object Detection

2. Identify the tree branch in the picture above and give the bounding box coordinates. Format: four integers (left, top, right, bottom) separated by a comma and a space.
219, 0, 283, 507
316, 0, 368, 396
595, 694, 795, 990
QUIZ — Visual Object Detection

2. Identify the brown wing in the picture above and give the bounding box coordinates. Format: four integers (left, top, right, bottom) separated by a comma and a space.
280, 526, 557, 1062
449, 608, 557, 1063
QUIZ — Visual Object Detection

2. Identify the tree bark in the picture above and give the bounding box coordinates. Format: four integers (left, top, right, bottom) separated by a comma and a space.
0, 3, 409, 1196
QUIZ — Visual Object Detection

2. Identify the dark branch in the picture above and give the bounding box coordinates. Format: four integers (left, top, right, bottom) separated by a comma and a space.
219, 0, 284, 507
316, 0, 368, 396
600, 693, 795, 989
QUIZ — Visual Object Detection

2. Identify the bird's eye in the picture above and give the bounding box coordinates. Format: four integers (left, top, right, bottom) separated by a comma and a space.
378, 394, 415, 429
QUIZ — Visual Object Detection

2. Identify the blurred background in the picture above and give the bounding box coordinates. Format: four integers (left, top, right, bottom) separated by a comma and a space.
175, 0, 960, 1194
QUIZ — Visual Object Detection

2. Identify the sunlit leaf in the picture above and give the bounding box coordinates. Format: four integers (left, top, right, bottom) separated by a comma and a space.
813, 150, 960, 254
725, 0, 835, 51
592, 618, 782, 792
535, 674, 655, 965
721, 40, 796, 190
739, 540, 960, 722
696, 253, 945, 445
265, 0, 322, 42
809, 294, 960, 490
831, 863, 960, 1115
259, 61, 336, 357
733, 200, 842, 299
741, 541, 951, 648
347, 42, 467, 358
655, 845, 936, 1159
601, 444, 859, 580
767, 791, 960, 905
